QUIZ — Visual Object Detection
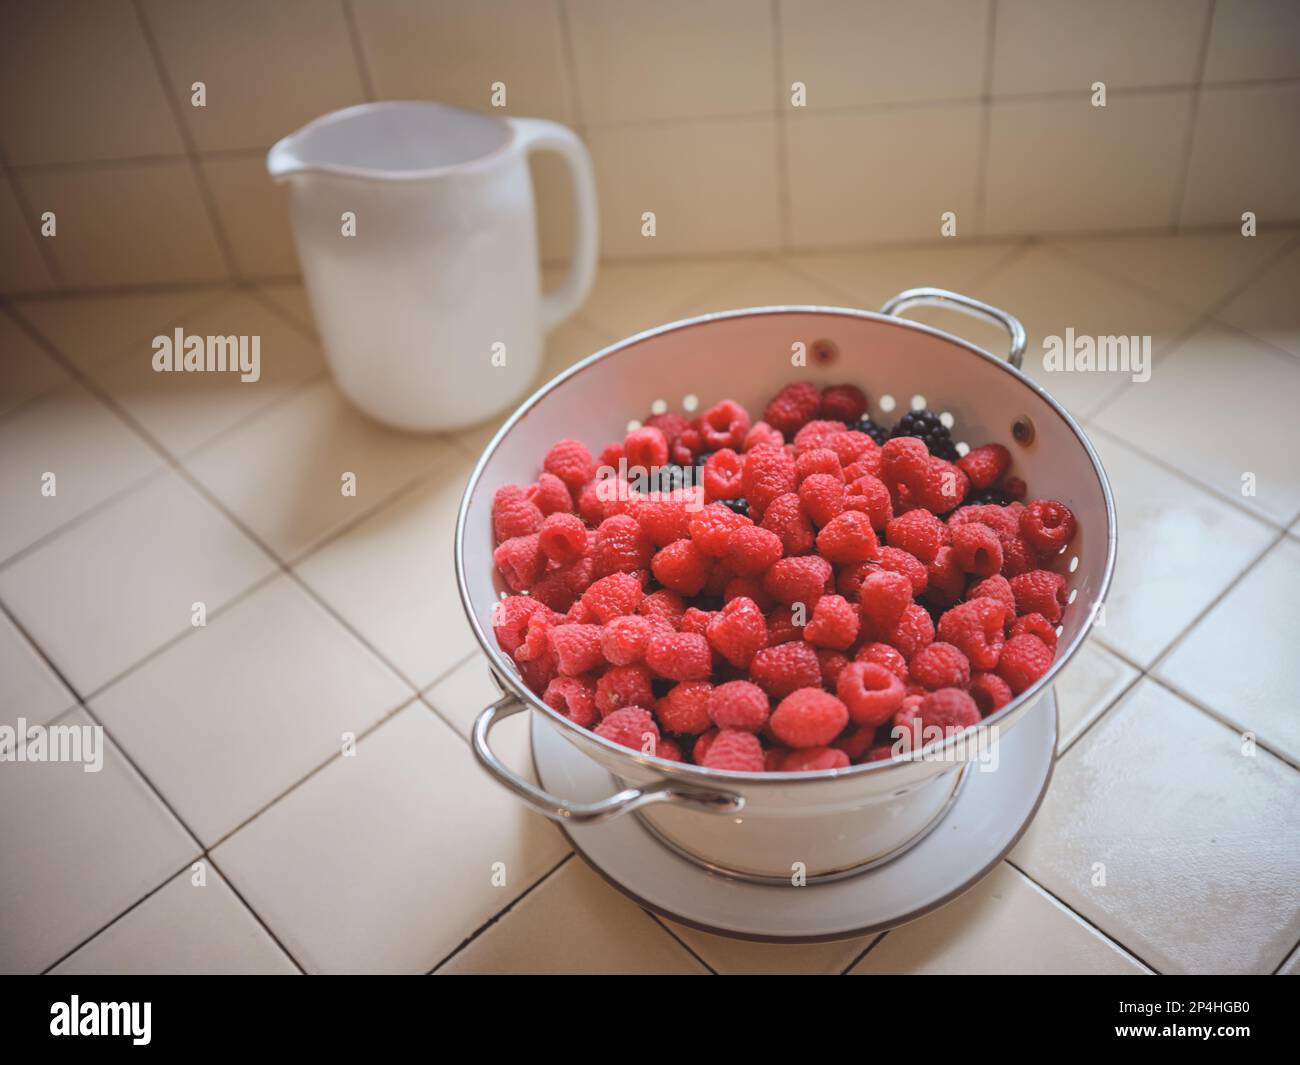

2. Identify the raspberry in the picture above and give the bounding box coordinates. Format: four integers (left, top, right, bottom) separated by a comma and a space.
700, 398, 750, 450
855, 641, 909, 681
996, 633, 1053, 694
601, 615, 652, 665
638, 589, 685, 625
493, 534, 544, 591
720, 524, 781, 577
825, 430, 878, 470
843, 474, 893, 531
492, 595, 553, 657
644, 410, 691, 446
580, 572, 643, 622
577, 481, 608, 526
798, 474, 845, 528
909, 641, 971, 690
1010, 569, 1068, 623
950, 503, 1019, 540
924, 546, 966, 609
623, 425, 669, 471
548, 624, 604, 677
957, 444, 1011, 491
816, 648, 850, 689
628, 492, 691, 547
595, 664, 655, 716
820, 384, 868, 424
492, 485, 544, 543
526, 473, 573, 516
706, 596, 768, 667
793, 419, 848, 454
750, 642, 822, 698
803, 593, 860, 650
679, 607, 714, 637
701, 729, 765, 772
598, 442, 625, 469
655, 680, 714, 734
833, 724, 876, 762
937, 597, 1007, 670
692, 728, 719, 763
537, 512, 587, 564
868, 546, 929, 595
743, 420, 785, 452
656, 736, 684, 762
884, 508, 947, 563
671, 426, 704, 466
515, 651, 556, 696
1000, 535, 1041, 578
544, 438, 596, 491
594, 707, 659, 752
689, 502, 752, 558
895, 688, 980, 740
967, 573, 1016, 621
741, 446, 797, 517
1003, 476, 1027, 501
781, 746, 850, 772
702, 448, 744, 501
843, 449, 884, 480
645, 629, 712, 681
515, 610, 557, 662
969, 671, 1012, 716
949, 521, 1004, 577
1020, 500, 1077, 554
708, 679, 770, 731
888, 602, 935, 659
859, 569, 913, 633
836, 661, 905, 728
795, 448, 843, 483
764, 382, 822, 436
771, 688, 849, 748
591, 514, 653, 577
816, 510, 879, 563
1010, 612, 1058, 653
722, 575, 774, 612
881, 436, 930, 492
531, 556, 594, 611
765, 604, 802, 645
543, 677, 597, 728
757, 492, 813, 555
763, 555, 832, 606
651, 539, 711, 596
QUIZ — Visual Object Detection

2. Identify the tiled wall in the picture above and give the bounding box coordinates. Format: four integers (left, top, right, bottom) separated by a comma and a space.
3, 0, 1299, 294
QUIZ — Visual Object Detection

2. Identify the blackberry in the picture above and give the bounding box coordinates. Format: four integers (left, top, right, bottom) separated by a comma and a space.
966, 487, 1010, 506
644, 463, 691, 493
855, 414, 890, 447
720, 498, 750, 517
890, 408, 959, 462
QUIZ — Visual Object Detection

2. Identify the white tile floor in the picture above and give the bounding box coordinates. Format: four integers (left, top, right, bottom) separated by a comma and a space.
2, 229, 1299, 974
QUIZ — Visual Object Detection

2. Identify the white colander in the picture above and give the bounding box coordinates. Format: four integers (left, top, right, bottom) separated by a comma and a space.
456, 288, 1116, 882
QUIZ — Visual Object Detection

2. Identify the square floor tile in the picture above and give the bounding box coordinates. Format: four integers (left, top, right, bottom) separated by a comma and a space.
422, 653, 502, 740
0, 471, 275, 696
89, 575, 411, 845
1053, 638, 1139, 751
1093, 322, 1300, 525
295, 454, 478, 691
186, 378, 449, 561
0, 310, 68, 417
1158, 537, 1300, 766
0, 381, 161, 562
213, 703, 570, 973
664, 920, 875, 975
1083, 428, 1274, 667
96, 292, 325, 457
50, 864, 297, 975
0, 707, 198, 973
851, 863, 1147, 974
1013, 680, 1300, 974
0, 607, 75, 732
436, 858, 707, 975
1216, 240, 1300, 361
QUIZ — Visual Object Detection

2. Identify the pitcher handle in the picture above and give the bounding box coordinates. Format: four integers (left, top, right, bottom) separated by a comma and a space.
512, 118, 600, 331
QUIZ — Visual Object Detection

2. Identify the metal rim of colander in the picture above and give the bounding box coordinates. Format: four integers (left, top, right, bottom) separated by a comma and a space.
454, 304, 1117, 786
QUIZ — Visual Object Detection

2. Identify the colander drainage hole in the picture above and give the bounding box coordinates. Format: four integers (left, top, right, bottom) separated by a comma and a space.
626, 418, 642, 432
1069, 556, 1079, 573
682, 393, 699, 412
939, 411, 955, 428
1068, 589, 1078, 604
955, 441, 970, 456
650, 398, 667, 415
879, 394, 896, 413
911, 394, 927, 411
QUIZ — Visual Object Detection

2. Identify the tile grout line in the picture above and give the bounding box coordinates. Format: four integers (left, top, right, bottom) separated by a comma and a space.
554, 0, 586, 132
199, 851, 309, 974
0, 143, 64, 288
338, 0, 376, 102
971, 0, 999, 237
642, 912, 719, 974
840, 930, 888, 974
1171, 0, 1217, 229
1054, 667, 1145, 758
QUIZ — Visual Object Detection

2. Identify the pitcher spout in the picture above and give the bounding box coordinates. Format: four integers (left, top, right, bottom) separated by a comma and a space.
266, 132, 309, 183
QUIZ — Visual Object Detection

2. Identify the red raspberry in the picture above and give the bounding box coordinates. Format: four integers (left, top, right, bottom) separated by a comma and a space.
491, 596, 554, 657
628, 492, 691, 547
515, 650, 556, 696
651, 539, 711, 596
743, 420, 785, 452
514, 609, 557, 663
937, 597, 1007, 670
706, 596, 768, 667
969, 671, 1012, 716
644, 410, 691, 446
795, 448, 843, 483
594, 706, 659, 752
816, 648, 850, 689
793, 419, 849, 454
771, 688, 849, 748
544, 438, 596, 491
595, 664, 655, 716
537, 512, 587, 564
692, 728, 718, 763
924, 546, 966, 609
781, 746, 850, 772
577, 481, 608, 526
671, 425, 704, 466
679, 606, 714, 637
1010, 612, 1058, 653
1002, 476, 1027, 501
888, 603, 935, 659
548, 624, 604, 677
1010, 569, 1068, 623
854, 641, 909, 681
623, 425, 669, 471
701, 729, 765, 772
881, 436, 930, 492
689, 502, 752, 558
764, 382, 822, 436
580, 572, 643, 622
708, 679, 770, 731
601, 614, 652, 665
859, 569, 913, 633
724, 524, 784, 576
798, 474, 845, 527
824, 430, 877, 468
957, 444, 1011, 491
763, 555, 832, 606
950, 503, 1019, 540
598, 442, 625, 469
868, 546, 929, 595
909, 641, 971, 690
750, 642, 822, 698
832, 724, 876, 762
530, 556, 594, 612
885, 508, 947, 563
655, 680, 713, 734
656, 736, 684, 762
742, 446, 797, 517
700, 398, 750, 450
765, 604, 802, 645
895, 688, 980, 740
967, 573, 1016, 621
1001, 535, 1041, 577
996, 633, 1053, 694
759, 492, 815, 555
526, 473, 573, 516
819, 384, 868, 424
803, 593, 860, 650
494, 533, 544, 591
638, 589, 685, 625
1020, 500, 1077, 554
543, 677, 598, 728
836, 661, 905, 728
591, 514, 653, 577
843, 474, 893, 531
843, 449, 884, 480
722, 574, 774, 612
645, 629, 711, 681
492, 485, 544, 543
702, 448, 744, 500
949, 521, 1004, 577
816, 510, 879, 563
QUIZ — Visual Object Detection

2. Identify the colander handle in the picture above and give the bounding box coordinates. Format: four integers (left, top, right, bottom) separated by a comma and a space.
472, 694, 745, 825
881, 287, 1027, 370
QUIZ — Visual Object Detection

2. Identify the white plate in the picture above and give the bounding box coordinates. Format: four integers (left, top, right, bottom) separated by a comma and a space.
532, 689, 1058, 942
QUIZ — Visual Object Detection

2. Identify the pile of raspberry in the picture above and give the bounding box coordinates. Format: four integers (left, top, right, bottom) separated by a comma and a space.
490, 380, 1077, 773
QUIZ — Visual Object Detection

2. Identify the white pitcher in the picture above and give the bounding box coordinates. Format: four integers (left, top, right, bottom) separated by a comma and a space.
268, 102, 598, 432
